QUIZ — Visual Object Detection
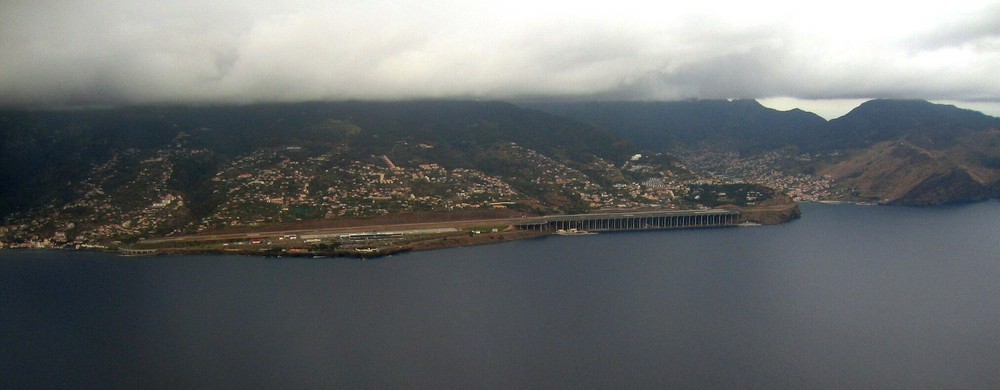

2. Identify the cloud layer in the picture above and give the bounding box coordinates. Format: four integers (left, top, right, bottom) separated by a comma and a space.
2, 0, 999, 109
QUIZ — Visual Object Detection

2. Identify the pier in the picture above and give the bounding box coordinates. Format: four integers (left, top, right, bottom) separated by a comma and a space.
515, 209, 740, 232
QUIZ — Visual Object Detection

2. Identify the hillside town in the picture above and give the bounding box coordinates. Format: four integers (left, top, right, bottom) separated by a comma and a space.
677, 149, 863, 203
1, 141, 842, 250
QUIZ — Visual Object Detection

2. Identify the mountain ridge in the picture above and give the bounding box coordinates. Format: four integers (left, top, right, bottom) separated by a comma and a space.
527, 98, 1000, 150
825, 99, 1000, 149
526, 99, 830, 152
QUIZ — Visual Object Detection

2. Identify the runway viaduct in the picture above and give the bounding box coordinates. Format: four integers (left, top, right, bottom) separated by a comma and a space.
514, 209, 740, 232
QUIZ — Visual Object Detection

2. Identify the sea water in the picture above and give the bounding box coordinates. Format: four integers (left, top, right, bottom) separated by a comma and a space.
3, 201, 1000, 389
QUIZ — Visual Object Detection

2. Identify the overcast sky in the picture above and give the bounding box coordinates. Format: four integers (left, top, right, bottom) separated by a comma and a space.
2, 0, 998, 118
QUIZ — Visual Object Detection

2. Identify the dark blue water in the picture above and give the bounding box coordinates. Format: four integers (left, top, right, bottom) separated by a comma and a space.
3, 202, 1000, 389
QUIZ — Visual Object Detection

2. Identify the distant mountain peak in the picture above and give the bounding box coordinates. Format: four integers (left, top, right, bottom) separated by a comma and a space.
828, 99, 1000, 148
842, 99, 996, 120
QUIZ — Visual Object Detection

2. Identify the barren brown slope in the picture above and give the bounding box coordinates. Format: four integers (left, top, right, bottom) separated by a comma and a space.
822, 135, 1000, 205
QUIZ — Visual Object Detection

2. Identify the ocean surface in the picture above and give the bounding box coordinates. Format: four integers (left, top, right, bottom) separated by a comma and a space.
3, 202, 1000, 389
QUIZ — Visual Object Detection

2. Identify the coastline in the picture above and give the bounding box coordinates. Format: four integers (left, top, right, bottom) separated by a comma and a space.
0, 203, 802, 259
4, 203, 802, 259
